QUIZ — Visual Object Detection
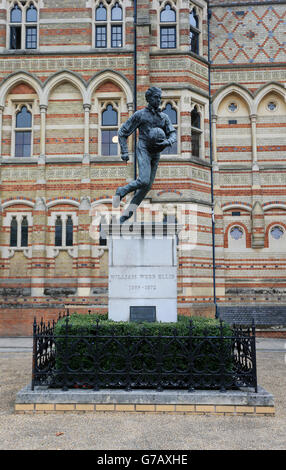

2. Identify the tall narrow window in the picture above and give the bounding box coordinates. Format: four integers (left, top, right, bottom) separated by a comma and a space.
66, 215, 73, 247
26, 4, 38, 49
9, 2, 38, 50
95, 1, 123, 48
54, 214, 75, 248
111, 3, 122, 47
15, 105, 32, 157
55, 216, 63, 247
95, 2, 107, 47
189, 7, 200, 55
21, 216, 28, 247
162, 103, 178, 154
10, 217, 18, 247
101, 104, 118, 156
160, 4, 176, 49
9, 214, 30, 247
191, 106, 202, 158
10, 4, 22, 49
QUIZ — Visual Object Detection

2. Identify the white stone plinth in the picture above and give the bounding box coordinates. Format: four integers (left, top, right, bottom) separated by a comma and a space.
104, 223, 179, 323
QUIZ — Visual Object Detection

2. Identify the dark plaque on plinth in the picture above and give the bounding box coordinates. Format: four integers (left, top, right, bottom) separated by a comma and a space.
130, 306, 156, 323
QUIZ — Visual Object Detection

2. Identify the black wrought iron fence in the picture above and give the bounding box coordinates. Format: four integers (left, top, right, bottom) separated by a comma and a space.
31, 312, 257, 392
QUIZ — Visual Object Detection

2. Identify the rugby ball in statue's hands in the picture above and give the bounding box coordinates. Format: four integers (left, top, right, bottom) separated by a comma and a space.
148, 127, 166, 151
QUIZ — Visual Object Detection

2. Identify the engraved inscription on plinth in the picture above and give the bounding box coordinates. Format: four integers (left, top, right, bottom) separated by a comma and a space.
104, 223, 179, 323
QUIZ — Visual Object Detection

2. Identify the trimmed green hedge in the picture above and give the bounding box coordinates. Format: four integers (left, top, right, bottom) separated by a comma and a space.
52, 314, 235, 389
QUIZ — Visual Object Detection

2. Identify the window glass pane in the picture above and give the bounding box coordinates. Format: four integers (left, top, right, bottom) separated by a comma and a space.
160, 26, 176, 48
162, 140, 177, 155
15, 131, 31, 157
66, 216, 73, 247
26, 5, 37, 22
189, 9, 199, 28
16, 106, 32, 128
21, 217, 28, 247
230, 227, 243, 240
95, 25, 107, 47
163, 103, 177, 124
111, 25, 122, 47
190, 30, 199, 54
96, 3, 107, 21
10, 26, 21, 49
111, 3, 122, 21
10, 217, 18, 247
191, 107, 200, 129
101, 130, 118, 156
102, 104, 118, 126
26, 26, 37, 49
11, 5, 22, 23
160, 4, 176, 22
191, 129, 200, 157
271, 227, 284, 240
55, 217, 62, 247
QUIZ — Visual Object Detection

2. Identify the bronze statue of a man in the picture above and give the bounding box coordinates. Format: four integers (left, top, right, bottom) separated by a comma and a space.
114, 87, 177, 223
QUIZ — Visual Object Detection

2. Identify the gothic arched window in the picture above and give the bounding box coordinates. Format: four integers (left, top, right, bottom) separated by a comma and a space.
55, 216, 63, 247
189, 7, 200, 54
15, 105, 32, 157
66, 215, 73, 247
162, 103, 178, 154
95, 1, 123, 48
191, 106, 202, 158
21, 216, 28, 247
9, 214, 30, 247
160, 3, 176, 49
9, 1, 38, 50
101, 104, 118, 156
10, 217, 18, 247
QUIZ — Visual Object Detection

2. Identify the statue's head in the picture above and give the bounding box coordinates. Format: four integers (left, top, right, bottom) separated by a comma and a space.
145, 87, 162, 109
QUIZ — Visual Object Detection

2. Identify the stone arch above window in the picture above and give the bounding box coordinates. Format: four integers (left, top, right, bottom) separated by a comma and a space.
224, 222, 251, 249
265, 222, 286, 249
257, 91, 286, 117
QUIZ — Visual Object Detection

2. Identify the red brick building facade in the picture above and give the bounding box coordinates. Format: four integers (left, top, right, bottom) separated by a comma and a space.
0, 0, 285, 335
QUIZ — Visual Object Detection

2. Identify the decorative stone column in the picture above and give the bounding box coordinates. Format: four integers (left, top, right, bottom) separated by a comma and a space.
83, 103, 91, 157
40, 104, 47, 157
250, 114, 257, 163
31, 197, 47, 296
211, 114, 218, 162
250, 114, 261, 209
77, 196, 92, 297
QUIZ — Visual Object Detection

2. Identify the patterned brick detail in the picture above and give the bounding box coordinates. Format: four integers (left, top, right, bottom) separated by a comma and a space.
210, 6, 285, 65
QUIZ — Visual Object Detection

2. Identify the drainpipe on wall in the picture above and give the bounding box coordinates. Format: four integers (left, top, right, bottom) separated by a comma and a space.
207, 6, 218, 318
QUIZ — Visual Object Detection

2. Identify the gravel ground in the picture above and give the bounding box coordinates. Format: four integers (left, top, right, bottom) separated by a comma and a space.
0, 349, 286, 450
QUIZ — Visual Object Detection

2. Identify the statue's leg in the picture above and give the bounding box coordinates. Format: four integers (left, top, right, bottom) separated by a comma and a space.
114, 141, 151, 207
120, 155, 160, 223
